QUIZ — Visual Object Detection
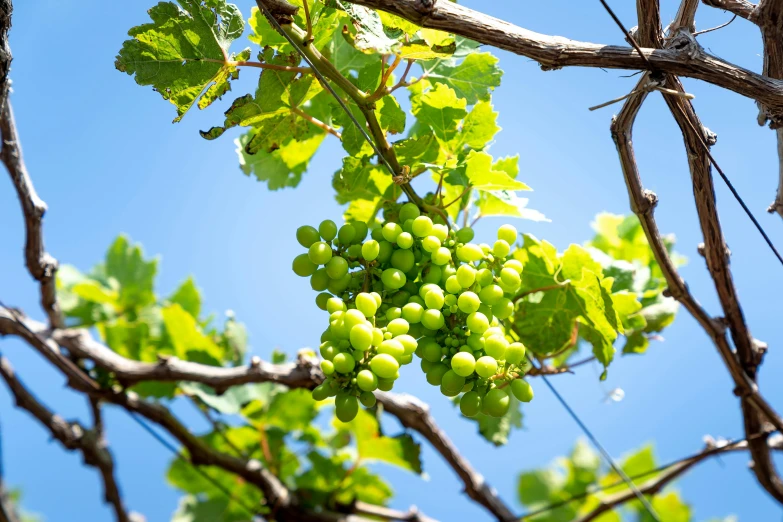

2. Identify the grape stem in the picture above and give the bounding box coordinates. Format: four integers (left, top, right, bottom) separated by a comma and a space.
301, 0, 313, 45
291, 107, 342, 139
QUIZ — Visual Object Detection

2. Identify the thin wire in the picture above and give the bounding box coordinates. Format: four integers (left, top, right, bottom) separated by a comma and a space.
528, 356, 662, 521
597, 0, 652, 68
127, 411, 261, 519
256, 0, 397, 178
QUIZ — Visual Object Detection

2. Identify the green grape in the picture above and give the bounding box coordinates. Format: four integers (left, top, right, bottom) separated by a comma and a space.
445, 275, 462, 294
338, 224, 356, 245
402, 302, 424, 323
308, 242, 333, 265
422, 235, 441, 252
422, 265, 442, 284
319, 220, 338, 241
382, 222, 403, 242
484, 388, 510, 417
475, 355, 498, 378
477, 304, 494, 323
511, 379, 534, 402
310, 269, 330, 291
387, 318, 410, 336
297, 225, 321, 248
335, 393, 359, 422
355, 292, 378, 318
381, 268, 407, 290
320, 360, 335, 375
426, 363, 449, 386
484, 335, 508, 359
347, 244, 362, 258
493, 298, 514, 320
391, 249, 415, 272
360, 391, 377, 408
497, 224, 518, 245
312, 384, 330, 401
362, 240, 380, 261
333, 352, 356, 374
292, 253, 318, 277
500, 267, 521, 287
483, 326, 504, 339
421, 340, 443, 362
351, 221, 368, 243
327, 297, 346, 314
378, 339, 405, 358
377, 241, 393, 263
462, 381, 475, 393
320, 341, 338, 361
386, 307, 402, 321
456, 227, 475, 243
377, 378, 394, 391
325, 256, 349, 279
504, 259, 524, 274
396, 334, 418, 355
420, 358, 435, 373
493, 239, 511, 259
420, 283, 441, 299
458, 291, 481, 314
479, 285, 504, 305
460, 391, 482, 416
399, 202, 421, 223
440, 383, 461, 397
432, 224, 449, 242
466, 312, 489, 334
370, 354, 400, 379
451, 352, 476, 377
371, 292, 382, 307
476, 268, 494, 286
441, 370, 466, 394
421, 309, 445, 330
372, 328, 384, 347
505, 342, 526, 365
424, 290, 445, 310
315, 292, 331, 310
328, 273, 352, 294
456, 264, 476, 288
412, 216, 433, 237
397, 232, 414, 249
344, 309, 366, 330
371, 227, 384, 241
431, 247, 452, 265
457, 243, 484, 262
350, 323, 373, 351
357, 369, 378, 391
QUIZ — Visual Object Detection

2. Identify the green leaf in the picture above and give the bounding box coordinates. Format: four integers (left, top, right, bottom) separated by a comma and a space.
104, 235, 158, 309
162, 304, 224, 363
424, 52, 503, 104
236, 128, 326, 190
413, 83, 467, 142
518, 469, 565, 506
71, 281, 119, 306
221, 315, 248, 364
332, 157, 392, 204
180, 381, 274, 414
261, 389, 319, 431
115, 0, 245, 122
339, 409, 422, 473
393, 132, 440, 168
640, 492, 691, 522
476, 191, 548, 222
465, 151, 530, 191
378, 96, 406, 135
172, 495, 251, 522
168, 277, 202, 318
398, 39, 456, 60
337, 1, 400, 54
460, 100, 500, 149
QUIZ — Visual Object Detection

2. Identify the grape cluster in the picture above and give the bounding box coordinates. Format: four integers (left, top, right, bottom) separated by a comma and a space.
292, 203, 534, 422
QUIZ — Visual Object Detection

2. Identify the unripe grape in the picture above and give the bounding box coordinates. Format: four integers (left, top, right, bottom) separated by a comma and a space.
343, 309, 365, 329
420, 358, 434, 373
320, 360, 335, 375
431, 247, 452, 266
338, 224, 356, 245
292, 254, 318, 277
381, 268, 406, 290
457, 243, 484, 262
466, 312, 489, 334
310, 269, 330, 291
505, 342, 526, 365
421, 309, 445, 330
362, 240, 380, 261
460, 391, 482, 416
377, 241, 393, 263
499, 266, 520, 286
424, 290, 445, 310
349, 323, 373, 351
504, 259, 524, 274
476, 268, 494, 286
378, 339, 405, 358
462, 381, 475, 393
320, 341, 338, 361
441, 370, 466, 394
432, 224, 448, 242
333, 352, 356, 374
372, 328, 384, 347
377, 378, 394, 391
385, 307, 402, 321
387, 318, 410, 336
325, 256, 349, 279
327, 297, 347, 314
456, 265, 476, 288
312, 384, 330, 401
382, 222, 403, 242
493, 298, 514, 320
484, 388, 510, 417
402, 302, 424, 323
451, 351, 476, 377
296, 225, 321, 248
370, 353, 399, 379
484, 335, 508, 359
396, 334, 417, 355
483, 326, 504, 339
353, 293, 375, 318
458, 292, 481, 314
412, 216, 433, 237
497, 224, 518, 245
371, 227, 384, 241
426, 363, 449, 386
399, 202, 421, 223
308, 242, 333, 265
419, 283, 440, 299
398, 354, 413, 365
444, 275, 461, 294
456, 227, 475, 243
391, 249, 415, 272
357, 369, 378, 391
360, 391, 377, 408
478, 304, 494, 323
422, 235, 441, 252
315, 292, 331, 311
318, 220, 337, 241
492, 239, 511, 259
440, 383, 461, 397
396, 232, 414, 249
422, 265, 442, 284
391, 291, 410, 308
328, 273, 352, 294
467, 334, 484, 351
335, 393, 359, 422
420, 339, 443, 362
511, 379, 534, 402
475, 356, 498, 378
351, 221, 368, 243
479, 285, 504, 305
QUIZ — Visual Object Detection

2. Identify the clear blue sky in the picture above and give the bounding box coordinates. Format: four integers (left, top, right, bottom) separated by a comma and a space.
2, 0, 782, 520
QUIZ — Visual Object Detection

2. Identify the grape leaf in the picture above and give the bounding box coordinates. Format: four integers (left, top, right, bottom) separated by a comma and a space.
162, 304, 225, 364
459, 100, 500, 149
236, 127, 325, 190
465, 151, 530, 192
337, 1, 400, 54
476, 191, 549, 222
338, 409, 422, 473
180, 381, 274, 414
115, 0, 245, 122
168, 277, 202, 318
423, 52, 503, 104
103, 235, 158, 309
413, 83, 467, 142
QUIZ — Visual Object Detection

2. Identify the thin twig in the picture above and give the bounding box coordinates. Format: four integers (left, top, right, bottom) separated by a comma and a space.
694, 14, 738, 35
291, 106, 342, 139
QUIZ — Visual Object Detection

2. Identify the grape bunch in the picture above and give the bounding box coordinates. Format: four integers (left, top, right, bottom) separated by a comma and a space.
292, 203, 534, 422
